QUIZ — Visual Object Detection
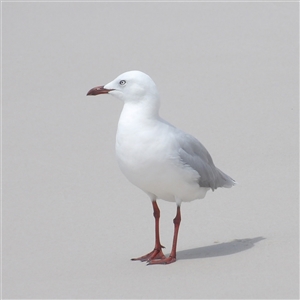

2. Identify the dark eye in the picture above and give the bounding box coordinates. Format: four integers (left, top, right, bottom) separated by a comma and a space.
119, 80, 126, 86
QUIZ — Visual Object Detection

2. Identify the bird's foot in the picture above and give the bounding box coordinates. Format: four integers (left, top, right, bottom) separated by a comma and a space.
131, 247, 166, 262
147, 255, 176, 265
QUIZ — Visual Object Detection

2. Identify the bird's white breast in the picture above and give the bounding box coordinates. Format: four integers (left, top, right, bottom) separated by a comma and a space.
115, 112, 209, 202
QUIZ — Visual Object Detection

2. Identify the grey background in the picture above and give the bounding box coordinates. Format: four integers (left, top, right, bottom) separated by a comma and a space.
2, 2, 299, 299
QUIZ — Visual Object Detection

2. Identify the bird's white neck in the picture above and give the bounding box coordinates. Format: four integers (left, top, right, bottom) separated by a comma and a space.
119, 97, 161, 124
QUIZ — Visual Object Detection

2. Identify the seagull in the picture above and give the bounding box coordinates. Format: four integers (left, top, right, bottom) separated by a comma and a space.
87, 70, 236, 265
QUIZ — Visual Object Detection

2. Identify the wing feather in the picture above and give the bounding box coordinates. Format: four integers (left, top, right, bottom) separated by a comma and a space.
177, 131, 235, 190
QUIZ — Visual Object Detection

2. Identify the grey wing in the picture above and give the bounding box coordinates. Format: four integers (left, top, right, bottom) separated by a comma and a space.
177, 132, 236, 190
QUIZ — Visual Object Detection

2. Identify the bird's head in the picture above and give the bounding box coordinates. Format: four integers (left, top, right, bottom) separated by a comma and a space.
87, 70, 159, 103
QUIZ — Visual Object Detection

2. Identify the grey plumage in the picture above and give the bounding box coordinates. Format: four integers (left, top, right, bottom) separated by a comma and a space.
178, 132, 236, 191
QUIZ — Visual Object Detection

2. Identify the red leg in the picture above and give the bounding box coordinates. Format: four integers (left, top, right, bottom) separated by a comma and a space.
131, 200, 166, 262
148, 205, 181, 265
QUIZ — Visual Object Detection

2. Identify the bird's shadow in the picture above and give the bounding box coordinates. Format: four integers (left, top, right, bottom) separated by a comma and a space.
175, 237, 265, 260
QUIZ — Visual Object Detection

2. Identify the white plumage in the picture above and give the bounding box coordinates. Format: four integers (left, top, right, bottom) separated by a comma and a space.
87, 70, 235, 264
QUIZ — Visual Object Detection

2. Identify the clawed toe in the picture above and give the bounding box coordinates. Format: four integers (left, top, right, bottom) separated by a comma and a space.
131, 248, 177, 265
147, 256, 176, 265
131, 247, 166, 262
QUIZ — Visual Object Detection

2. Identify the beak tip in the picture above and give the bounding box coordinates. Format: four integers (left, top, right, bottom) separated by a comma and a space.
86, 85, 113, 96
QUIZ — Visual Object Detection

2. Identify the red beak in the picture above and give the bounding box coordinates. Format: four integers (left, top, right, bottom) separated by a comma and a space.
86, 85, 114, 96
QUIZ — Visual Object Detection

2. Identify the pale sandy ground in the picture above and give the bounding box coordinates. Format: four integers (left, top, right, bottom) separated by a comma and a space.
2, 2, 299, 299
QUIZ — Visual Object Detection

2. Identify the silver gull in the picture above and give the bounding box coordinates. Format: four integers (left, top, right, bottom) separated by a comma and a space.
87, 70, 236, 265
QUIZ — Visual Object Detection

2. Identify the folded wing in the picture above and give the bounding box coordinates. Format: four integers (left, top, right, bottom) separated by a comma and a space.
177, 132, 236, 191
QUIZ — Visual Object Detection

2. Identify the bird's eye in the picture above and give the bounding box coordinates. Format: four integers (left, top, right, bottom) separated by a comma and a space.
119, 80, 126, 86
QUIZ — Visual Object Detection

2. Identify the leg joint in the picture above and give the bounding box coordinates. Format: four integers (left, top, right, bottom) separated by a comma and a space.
153, 210, 160, 219
173, 214, 181, 225
152, 201, 160, 219
173, 207, 181, 225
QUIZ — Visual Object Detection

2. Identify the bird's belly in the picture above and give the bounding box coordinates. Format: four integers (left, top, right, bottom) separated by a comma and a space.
116, 141, 209, 202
